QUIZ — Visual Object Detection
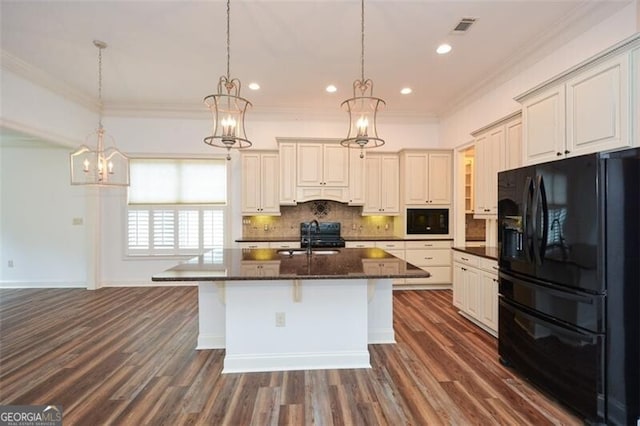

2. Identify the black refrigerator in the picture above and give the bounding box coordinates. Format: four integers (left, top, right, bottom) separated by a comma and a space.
497, 148, 640, 425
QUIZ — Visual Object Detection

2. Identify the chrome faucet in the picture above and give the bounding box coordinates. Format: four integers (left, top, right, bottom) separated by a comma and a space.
306, 220, 319, 256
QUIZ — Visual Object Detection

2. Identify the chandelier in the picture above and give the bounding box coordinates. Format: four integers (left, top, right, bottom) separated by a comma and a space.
70, 40, 129, 186
203, 0, 252, 160
340, 0, 386, 158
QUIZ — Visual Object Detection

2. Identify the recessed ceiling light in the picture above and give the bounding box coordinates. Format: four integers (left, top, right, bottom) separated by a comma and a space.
326, 85, 337, 93
437, 44, 452, 55
248, 82, 260, 90
400, 87, 412, 95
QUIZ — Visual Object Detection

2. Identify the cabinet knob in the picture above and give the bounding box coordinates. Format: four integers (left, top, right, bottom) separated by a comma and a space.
557, 152, 563, 156
564, 150, 571, 154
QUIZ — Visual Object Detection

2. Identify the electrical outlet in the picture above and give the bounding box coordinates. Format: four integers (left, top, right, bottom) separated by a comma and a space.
275, 312, 285, 327
8, 260, 14, 268
72, 217, 83, 226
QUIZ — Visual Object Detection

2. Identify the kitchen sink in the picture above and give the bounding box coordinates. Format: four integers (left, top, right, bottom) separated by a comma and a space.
277, 249, 340, 256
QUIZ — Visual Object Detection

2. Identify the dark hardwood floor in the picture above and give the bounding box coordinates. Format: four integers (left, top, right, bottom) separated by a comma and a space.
0, 287, 580, 425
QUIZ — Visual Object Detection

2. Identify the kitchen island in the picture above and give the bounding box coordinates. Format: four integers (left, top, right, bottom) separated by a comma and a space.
153, 248, 429, 373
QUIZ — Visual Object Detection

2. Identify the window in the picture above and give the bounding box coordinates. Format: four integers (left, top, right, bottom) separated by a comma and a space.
126, 158, 227, 256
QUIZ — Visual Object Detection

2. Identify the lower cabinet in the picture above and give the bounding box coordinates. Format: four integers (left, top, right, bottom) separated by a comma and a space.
452, 250, 498, 336
403, 240, 452, 289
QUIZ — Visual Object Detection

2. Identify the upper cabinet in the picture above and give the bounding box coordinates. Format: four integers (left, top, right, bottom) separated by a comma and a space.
241, 151, 280, 216
296, 141, 350, 203
363, 153, 400, 215
472, 113, 522, 218
517, 35, 639, 166
347, 148, 366, 206
278, 142, 297, 205
400, 150, 452, 206
297, 142, 348, 187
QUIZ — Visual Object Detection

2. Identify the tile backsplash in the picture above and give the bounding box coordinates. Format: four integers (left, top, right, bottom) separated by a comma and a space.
242, 200, 396, 239
465, 214, 486, 241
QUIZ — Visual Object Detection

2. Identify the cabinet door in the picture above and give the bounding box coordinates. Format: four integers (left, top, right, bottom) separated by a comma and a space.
380, 155, 400, 214
427, 152, 452, 204
473, 134, 488, 216
480, 271, 499, 332
279, 143, 297, 205
297, 143, 323, 186
348, 149, 365, 205
486, 127, 504, 215
452, 263, 467, 309
404, 153, 428, 204
241, 153, 261, 214
522, 85, 566, 165
504, 118, 522, 171
260, 153, 280, 214
465, 266, 481, 319
363, 156, 382, 214
323, 144, 349, 186
566, 55, 629, 157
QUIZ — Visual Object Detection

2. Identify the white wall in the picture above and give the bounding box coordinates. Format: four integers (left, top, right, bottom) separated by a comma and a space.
0, 70, 96, 147
0, 144, 88, 287
440, 1, 639, 148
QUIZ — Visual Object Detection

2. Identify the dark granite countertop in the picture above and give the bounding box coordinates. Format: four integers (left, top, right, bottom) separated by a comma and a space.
153, 248, 431, 282
235, 237, 453, 242
452, 246, 500, 261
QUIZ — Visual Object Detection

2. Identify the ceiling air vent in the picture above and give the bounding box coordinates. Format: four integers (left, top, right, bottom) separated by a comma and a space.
452, 17, 476, 34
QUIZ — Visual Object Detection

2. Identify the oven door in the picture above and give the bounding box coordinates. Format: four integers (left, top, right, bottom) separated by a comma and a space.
499, 297, 605, 423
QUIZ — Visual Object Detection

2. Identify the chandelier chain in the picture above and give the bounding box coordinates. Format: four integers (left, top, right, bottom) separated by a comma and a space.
226, 0, 231, 80
97, 43, 104, 128
360, 0, 365, 82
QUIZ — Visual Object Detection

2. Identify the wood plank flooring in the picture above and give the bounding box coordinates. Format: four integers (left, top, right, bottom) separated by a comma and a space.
0, 287, 580, 425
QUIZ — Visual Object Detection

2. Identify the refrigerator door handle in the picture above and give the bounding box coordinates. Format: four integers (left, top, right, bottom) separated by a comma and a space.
537, 175, 549, 263
522, 176, 534, 263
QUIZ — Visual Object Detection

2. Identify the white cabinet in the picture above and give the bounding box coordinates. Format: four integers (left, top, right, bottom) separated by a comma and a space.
472, 114, 522, 219
452, 250, 498, 336
297, 143, 348, 187
237, 242, 270, 249
401, 151, 452, 205
240, 261, 281, 277
634, 47, 640, 146
241, 151, 280, 215
348, 148, 366, 205
518, 45, 635, 166
566, 54, 630, 157
296, 142, 349, 202
521, 85, 566, 165
268, 242, 301, 249
363, 154, 400, 215
403, 240, 452, 288
278, 142, 297, 205
345, 241, 375, 249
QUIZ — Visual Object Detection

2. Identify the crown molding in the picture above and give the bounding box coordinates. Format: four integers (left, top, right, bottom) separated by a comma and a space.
1, 49, 98, 112
438, 1, 629, 119
0, 117, 82, 148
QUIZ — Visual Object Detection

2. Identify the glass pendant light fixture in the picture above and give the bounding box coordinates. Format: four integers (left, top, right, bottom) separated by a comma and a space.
203, 0, 252, 160
340, 0, 385, 158
70, 40, 129, 186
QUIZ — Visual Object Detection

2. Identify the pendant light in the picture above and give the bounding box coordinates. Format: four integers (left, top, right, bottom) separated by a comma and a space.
70, 40, 129, 186
340, 0, 386, 158
203, 0, 252, 160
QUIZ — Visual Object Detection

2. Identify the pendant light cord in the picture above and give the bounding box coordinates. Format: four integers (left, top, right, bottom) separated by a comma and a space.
97, 43, 104, 128
226, 0, 231, 81
360, 0, 365, 82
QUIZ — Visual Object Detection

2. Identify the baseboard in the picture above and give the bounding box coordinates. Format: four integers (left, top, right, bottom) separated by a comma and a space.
458, 311, 498, 338
368, 328, 396, 344
197, 334, 225, 350
394, 284, 452, 290
0, 280, 85, 289
222, 350, 371, 373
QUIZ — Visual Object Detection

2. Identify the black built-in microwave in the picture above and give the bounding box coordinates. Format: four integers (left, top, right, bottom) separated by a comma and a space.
406, 208, 449, 235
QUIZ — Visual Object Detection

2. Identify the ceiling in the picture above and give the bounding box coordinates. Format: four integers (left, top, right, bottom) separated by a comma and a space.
0, 0, 631, 121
